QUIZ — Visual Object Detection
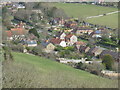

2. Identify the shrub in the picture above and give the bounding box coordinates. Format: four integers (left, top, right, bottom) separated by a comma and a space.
102, 54, 114, 70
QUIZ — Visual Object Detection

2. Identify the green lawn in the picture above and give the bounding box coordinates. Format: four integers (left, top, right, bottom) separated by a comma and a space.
3, 52, 118, 88
52, 3, 118, 28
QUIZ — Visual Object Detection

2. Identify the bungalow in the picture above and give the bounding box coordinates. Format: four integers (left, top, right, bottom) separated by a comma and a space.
74, 41, 86, 50
50, 37, 67, 47
65, 34, 77, 46
41, 40, 55, 53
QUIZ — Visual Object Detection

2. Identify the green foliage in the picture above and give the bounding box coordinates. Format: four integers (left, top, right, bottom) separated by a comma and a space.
10, 44, 24, 52
102, 54, 114, 70
29, 28, 39, 38
30, 12, 38, 23
32, 46, 42, 55
14, 9, 32, 22
12, 39, 20, 45
76, 62, 104, 75
54, 46, 64, 51
64, 46, 75, 51
2, 7, 13, 29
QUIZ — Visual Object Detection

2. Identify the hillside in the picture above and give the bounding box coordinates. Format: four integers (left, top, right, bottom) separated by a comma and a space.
3, 52, 118, 88
52, 3, 118, 28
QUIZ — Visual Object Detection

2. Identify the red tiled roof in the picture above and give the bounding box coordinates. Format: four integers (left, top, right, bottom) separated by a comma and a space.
5, 31, 12, 37
50, 38, 62, 44
65, 34, 73, 39
75, 41, 86, 45
11, 28, 25, 35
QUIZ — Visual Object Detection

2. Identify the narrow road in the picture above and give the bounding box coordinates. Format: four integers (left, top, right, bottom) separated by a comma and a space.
86, 11, 120, 19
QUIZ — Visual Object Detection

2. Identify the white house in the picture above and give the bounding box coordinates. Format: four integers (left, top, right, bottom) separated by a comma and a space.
50, 38, 67, 47
60, 32, 66, 39
65, 34, 77, 46
59, 40, 67, 47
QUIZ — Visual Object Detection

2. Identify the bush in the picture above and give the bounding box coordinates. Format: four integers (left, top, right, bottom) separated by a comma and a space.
54, 46, 64, 51
31, 46, 42, 55
75, 62, 104, 76
29, 28, 39, 38
102, 54, 114, 70
10, 44, 24, 52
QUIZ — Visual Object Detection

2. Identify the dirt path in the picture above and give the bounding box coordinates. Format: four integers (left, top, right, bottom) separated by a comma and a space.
86, 11, 120, 19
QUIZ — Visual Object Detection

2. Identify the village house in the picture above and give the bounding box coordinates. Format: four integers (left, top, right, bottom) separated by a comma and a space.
56, 32, 66, 39
65, 34, 77, 46
41, 40, 55, 53
5, 30, 13, 40
23, 40, 37, 47
90, 47, 104, 56
64, 21, 78, 28
90, 30, 102, 38
5, 21, 28, 40
64, 28, 73, 32
74, 27, 94, 36
79, 46, 90, 53
58, 18, 65, 26
87, 47, 96, 55
11, 27, 27, 38
49, 18, 63, 25
74, 41, 86, 50
50, 37, 67, 47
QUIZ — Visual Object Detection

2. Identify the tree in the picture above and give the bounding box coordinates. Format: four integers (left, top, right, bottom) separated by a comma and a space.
29, 28, 39, 38
76, 62, 83, 69
25, 2, 35, 10
102, 54, 114, 70
2, 7, 13, 29
3, 46, 14, 61
14, 9, 32, 22
52, 8, 67, 18
32, 46, 42, 55
30, 12, 38, 23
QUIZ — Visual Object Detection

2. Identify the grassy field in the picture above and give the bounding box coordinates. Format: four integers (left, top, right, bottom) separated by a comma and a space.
52, 3, 118, 28
87, 13, 118, 28
3, 52, 118, 88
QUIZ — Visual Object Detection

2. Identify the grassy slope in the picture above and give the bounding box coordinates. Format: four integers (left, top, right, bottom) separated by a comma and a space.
87, 13, 118, 28
3, 52, 118, 88
52, 3, 118, 28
